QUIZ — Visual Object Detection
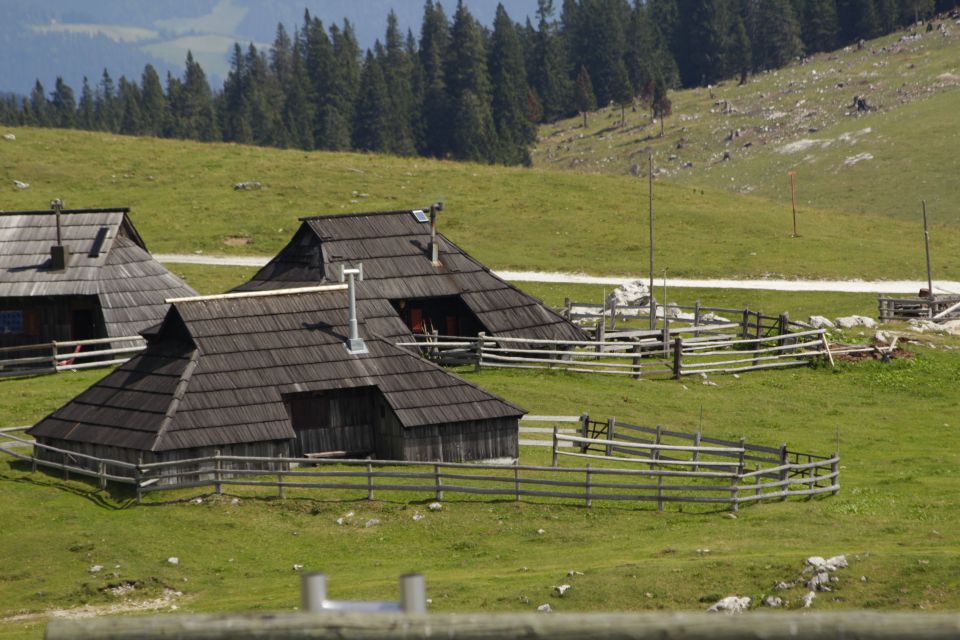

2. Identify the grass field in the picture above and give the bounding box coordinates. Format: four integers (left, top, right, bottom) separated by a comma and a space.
2, 126, 959, 282
532, 23, 960, 228
2, 337, 960, 638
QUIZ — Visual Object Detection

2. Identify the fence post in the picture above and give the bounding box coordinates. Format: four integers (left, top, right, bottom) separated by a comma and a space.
135, 455, 143, 505
672, 336, 683, 379
580, 413, 589, 453
552, 426, 559, 467
609, 299, 617, 330
755, 311, 764, 341
214, 449, 222, 496
475, 332, 485, 372
632, 341, 642, 380
99, 461, 106, 491
585, 464, 592, 508
430, 329, 439, 361
740, 308, 750, 339
755, 464, 761, 499
62, 451, 69, 481
605, 417, 615, 457
657, 473, 664, 513
278, 453, 285, 500
434, 464, 443, 501
662, 323, 669, 357
367, 462, 374, 500
778, 444, 788, 501
563, 297, 572, 320
596, 318, 605, 351
652, 425, 662, 471
399, 573, 428, 614
301, 573, 328, 613
693, 300, 702, 337
731, 438, 745, 513
51, 341, 58, 371
778, 312, 789, 336
692, 431, 701, 472
831, 456, 840, 496
514, 461, 521, 502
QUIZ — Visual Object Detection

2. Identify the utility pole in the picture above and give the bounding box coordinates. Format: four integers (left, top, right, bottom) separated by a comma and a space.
648, 154, 655, 330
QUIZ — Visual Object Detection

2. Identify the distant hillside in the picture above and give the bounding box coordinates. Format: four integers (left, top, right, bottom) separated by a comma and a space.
0, 0, 537, 94
532, 19, 960, 228
1, 126, 958, 282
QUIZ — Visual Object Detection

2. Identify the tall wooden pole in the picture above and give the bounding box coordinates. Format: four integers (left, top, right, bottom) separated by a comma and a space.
923, 200, 933, 302
788, 171, 798, 237
648, 154, 655, 330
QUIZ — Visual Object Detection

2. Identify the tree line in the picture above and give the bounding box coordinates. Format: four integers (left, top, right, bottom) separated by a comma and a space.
1, 0, 955, 166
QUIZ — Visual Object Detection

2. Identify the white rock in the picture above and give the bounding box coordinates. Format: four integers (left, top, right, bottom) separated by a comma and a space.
335, 517, 346, 525
554, 584, 571, 596
364, 518, 380, 528
825, 555, 848, 570
802, 591, 816, 608
567, 570, 584, 576
808, 315, 835, 329
763, 596, 783, 607
607, 281, 653, 309
88, 565, 103, 574
13, 180, 29, 190
537, 603, 553, 613
167, 557, 179, 566
412, 512, 425, 521
774, 581, 794, 590
707, 596, 751, 614
537, 528, 546, 534
428, 502, 443, 511
806, 556, 827, 569
807, 571, 832, 591
292, 564, 304, 571
2, 133, 15, 141
231, 497, 241, 505
874, 331, 890, 344
189, 497, 203, 504
834, 315, 876, 329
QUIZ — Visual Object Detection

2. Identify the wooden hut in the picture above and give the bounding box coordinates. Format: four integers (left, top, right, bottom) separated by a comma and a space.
28, 284, 525, 484
236, 208, 586, 343
0, 205, 196, 348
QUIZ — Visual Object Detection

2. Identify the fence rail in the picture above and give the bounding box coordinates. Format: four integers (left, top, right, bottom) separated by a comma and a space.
878, 294, 960, 322
0, 336, 145, 377
0, 421, 837, 512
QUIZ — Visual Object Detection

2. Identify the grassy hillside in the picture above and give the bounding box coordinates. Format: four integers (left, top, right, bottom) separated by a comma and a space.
1, 126, 958, 281
532, 22, 960, 227
2, 342, 960, 638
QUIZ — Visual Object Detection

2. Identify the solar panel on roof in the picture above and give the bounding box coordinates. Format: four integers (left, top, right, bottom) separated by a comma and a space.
411, 209, 429, 223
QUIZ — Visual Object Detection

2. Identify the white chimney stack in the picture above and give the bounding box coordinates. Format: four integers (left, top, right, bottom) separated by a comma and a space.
339, 263, 367, 354
429, 202, 443, 267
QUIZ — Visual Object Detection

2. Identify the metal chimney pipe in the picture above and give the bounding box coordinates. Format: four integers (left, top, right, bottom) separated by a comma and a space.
51, 198, 63, 245
340, 264, 367, 354
429, 202, 443, 266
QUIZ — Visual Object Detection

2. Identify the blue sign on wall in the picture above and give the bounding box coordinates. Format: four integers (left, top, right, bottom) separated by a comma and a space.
0, 310, 24, 333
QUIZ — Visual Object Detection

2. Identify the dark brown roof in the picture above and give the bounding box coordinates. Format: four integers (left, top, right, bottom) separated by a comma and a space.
0, 208, 197, 337
29, 286, 525, 452
236, 209, 586, 342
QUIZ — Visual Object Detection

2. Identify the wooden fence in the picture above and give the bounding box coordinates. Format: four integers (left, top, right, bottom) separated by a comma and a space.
0, 336, 145, 377
0, 422, 837, 512
878, 294, 960, 322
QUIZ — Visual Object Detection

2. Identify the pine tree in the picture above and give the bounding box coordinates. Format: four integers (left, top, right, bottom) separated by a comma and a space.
283, 31, 315, 150
95, 69, 119, 131
50, 77, 76, 128
221, 43, 253, 143
316, 21, 360, 150
353, 48, 392, 151
29, 80, 50, 126
838, 0, 881, 42
383, 11, 417, 155
574, 64, 597, 127
140, 64, 167, 137
651, 71, 671, 137
750, 0, 803, 71
419, 0, 451, 156
730, 14, 752, 84
445, 1, 497, 162
76, 77, 95, 130
118, 77, 143, 135
489, 4, 537, 165
178, 51, 219, 141
802, 0, 840, 53
532, 0, 572, 121
676, 0, 734, 85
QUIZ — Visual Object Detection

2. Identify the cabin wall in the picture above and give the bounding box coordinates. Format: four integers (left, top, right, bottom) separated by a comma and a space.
33, 437, 292, 487
286, 387, 379, 457
0, 295, 104, 348
398, 418, 519, 462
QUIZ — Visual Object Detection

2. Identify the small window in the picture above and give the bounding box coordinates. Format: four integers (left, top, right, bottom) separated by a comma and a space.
0, 310, 24, 334
411, 209, 429, 223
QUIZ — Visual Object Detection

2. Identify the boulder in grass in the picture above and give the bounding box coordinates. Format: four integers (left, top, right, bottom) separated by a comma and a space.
808, 316, 835, 329
706, 596, 750, 614
834, 315, 877, 329
607, 281, 654, 310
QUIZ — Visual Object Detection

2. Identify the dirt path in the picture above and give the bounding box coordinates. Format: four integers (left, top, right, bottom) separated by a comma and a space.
157, 255, 959, 294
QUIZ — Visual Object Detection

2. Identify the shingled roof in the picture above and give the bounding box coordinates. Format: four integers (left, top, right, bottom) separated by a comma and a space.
28, 286, 525, 452
0, 207, 197, 336
236, 209, 586, 342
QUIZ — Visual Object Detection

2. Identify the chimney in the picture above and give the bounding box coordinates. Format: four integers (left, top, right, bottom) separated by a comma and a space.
429, 202, 443, 267
339, 263, 368, 354
49, 198, 70, 271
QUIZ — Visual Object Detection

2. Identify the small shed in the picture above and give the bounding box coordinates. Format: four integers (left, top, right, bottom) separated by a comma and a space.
28, 285, 525, 484
236, 208, 586, 343
0, 205, 196, 348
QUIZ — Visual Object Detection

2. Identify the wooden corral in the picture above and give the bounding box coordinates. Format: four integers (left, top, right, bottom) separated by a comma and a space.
0, 206, 196, 349
27, 285, 524, 484
878, 294, 960, 322
235, 208, 586, 343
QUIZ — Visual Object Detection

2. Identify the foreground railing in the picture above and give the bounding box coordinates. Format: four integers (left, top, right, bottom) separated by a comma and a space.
0, 336, 145, 377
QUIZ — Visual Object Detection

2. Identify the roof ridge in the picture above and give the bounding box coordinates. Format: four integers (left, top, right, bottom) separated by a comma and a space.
299, 209, 425, 222
167, 284, 347, 304
151, 347, 200, 452
0, 207, 130, 216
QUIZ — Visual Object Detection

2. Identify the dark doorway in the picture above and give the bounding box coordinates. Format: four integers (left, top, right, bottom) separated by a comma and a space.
70, 308, 97, 341
390, 296, 483, 337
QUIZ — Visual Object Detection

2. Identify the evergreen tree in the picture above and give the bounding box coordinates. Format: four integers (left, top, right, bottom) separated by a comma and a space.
383, 11, 417, 155
489, 4, 537, 164
95, 69, 119, 131
177, 51, 219, 141
353, 48, 392, 151
247, 44, 285, 146
283, 31, 315, 150
876, 0, 900, 31
647, 0, 682, 74
140, 64, 167, 137
118, 76, 143, 135
838, 0, 881, 42
50, 77, 76, 129
28, 80, 49, 126
574, 64, 596, 127
750, 0, 803, 71
164, 72, 183, 138
221, 43, 253, 143
76, 77, 95, 130
901, 0, 935, 23
532, 0, 572, 121
445, 1, 497, 162
676, 0, 734, 85
651, 71, 671, 137
316, 21, 360, 150
419, 0, 451, 156
802, 0, 840, 52
730, 14, 752, 84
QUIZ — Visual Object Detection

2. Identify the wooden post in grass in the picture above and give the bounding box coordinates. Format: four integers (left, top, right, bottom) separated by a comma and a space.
435, 464, 443, 501
693, 300, 702, 337
552, 427, 559, 467
755, 464, 761, 499
731, 438, 746, 513
367, 462, 374, 500
98, 461, 106, 491
832, 456, 840, 496
657, 474, 664, 512
475, 332, 485, 372
923, 200, 934, 306
672, 336, 682, 378
789, 171, 799, 237
563, 297, 571, 320
278, 454, 285, 500
740, 309, 750, 339
597, 319, 605, 352
514, 461, 521, 501
605, 418, 615, 457
214, 450, 222, 496
778, 445, 788, 501
632, 341, 642, 380
692, 431, 701, 472
585, 464, 592, 508
652, 425, 662, 471
580, 413, 589, 453
135, 455, 143, 505
63, 451, 68, 481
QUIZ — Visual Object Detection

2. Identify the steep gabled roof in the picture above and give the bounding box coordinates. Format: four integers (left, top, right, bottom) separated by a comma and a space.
0, 207, 196, 336
29, 287, 525, 452
236, 209, 586, 342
